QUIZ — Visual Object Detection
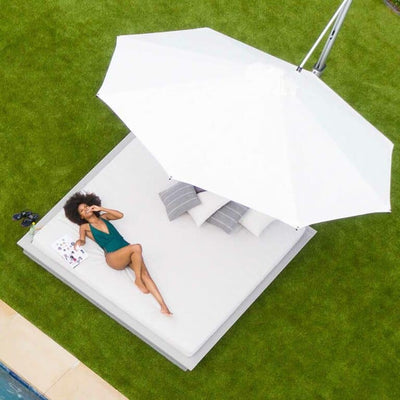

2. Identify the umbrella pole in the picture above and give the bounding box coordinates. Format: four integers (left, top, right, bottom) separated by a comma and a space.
312, 0, 353, 76
297, 0, 352, 75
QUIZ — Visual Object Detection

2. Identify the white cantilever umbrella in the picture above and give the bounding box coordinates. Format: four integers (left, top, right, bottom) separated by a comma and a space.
97, 27, 393, 228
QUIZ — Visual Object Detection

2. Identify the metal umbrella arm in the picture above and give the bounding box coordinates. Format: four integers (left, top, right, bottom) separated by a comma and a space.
297, 0, 353, 76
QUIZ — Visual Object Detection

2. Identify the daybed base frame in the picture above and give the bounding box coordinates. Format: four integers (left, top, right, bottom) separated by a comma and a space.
18, 133, 316, 370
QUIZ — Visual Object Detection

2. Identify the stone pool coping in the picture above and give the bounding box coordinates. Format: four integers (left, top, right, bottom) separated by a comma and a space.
0, 299, 127, 400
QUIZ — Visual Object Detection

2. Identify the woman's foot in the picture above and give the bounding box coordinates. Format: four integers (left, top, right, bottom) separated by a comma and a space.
135, 279, 150, 294
161, 306, 173, 315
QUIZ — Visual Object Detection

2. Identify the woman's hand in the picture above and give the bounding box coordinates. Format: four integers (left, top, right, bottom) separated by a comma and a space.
89, 205, 102, 213
74, 239, 85, 249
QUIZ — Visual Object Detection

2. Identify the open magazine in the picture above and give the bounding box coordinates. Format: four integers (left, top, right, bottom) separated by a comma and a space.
52, 234, 88, 268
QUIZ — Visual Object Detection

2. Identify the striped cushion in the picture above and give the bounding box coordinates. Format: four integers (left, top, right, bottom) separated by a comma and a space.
159, 182, 201, 221
207, 201, 249, 234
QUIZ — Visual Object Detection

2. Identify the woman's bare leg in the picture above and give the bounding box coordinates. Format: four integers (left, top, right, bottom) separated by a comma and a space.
105, 244, 148, 293
105, 245, 172, 314
140, 260, 172, 315
127, 245, 149, 293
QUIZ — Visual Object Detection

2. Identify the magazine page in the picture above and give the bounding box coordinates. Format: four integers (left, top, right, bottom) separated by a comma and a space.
52, 234, 88, 268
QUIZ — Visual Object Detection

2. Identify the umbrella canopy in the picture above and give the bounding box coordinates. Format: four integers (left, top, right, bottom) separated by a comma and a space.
97, 28, 393, 228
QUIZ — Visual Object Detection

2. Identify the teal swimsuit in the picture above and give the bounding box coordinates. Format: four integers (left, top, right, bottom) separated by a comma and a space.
89, 218, 129, 253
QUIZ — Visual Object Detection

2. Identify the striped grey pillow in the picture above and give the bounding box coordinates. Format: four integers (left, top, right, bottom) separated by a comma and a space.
207, 201, 249, 234
159, 182, 201, 221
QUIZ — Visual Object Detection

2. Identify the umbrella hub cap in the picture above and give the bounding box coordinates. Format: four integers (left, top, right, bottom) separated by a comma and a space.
245, 63, 297, 97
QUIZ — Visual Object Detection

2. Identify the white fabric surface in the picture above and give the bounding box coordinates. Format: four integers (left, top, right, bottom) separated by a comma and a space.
187, 191, 229, 226
97, 28, 393, 228
32, 138, 306, 357
239, 209, 276, 237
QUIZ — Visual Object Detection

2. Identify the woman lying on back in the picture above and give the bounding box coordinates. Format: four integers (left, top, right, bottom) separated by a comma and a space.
64, 192, 172, 315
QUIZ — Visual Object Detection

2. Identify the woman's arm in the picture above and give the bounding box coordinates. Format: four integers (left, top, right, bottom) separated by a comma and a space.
74, 224, 88, 249
89, 205, 124, 220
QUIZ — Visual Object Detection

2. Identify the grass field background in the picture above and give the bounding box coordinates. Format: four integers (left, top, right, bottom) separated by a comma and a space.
1, 1, 399, 399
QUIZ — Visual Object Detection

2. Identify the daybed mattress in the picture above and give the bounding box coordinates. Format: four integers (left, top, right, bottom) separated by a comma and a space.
21, 134, 313, 366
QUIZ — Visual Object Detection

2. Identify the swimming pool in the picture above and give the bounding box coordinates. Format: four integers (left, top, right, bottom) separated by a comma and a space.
0, 361, 48, 400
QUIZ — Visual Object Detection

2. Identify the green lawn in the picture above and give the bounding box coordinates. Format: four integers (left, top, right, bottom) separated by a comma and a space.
1, 0, 399, 399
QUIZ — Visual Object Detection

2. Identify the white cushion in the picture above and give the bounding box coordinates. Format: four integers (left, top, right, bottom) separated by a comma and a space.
188, 191, 229, 227
239, 209, 276, 237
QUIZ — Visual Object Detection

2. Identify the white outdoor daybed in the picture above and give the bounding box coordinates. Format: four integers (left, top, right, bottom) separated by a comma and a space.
18, 133, 316, 370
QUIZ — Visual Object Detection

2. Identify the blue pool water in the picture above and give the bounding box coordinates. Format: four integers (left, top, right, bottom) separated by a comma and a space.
0, 362, 48, 400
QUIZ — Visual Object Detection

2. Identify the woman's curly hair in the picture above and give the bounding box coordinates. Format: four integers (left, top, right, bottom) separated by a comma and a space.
64, 192, 102, 225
